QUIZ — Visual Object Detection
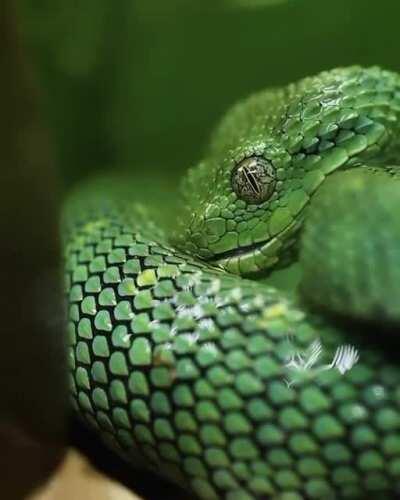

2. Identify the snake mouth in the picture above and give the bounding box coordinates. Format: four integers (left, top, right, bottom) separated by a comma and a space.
209, 217, 303, 275
209, 239, 270, 261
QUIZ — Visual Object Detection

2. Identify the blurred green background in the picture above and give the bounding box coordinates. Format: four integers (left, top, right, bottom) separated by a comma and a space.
20, 0, 400, 188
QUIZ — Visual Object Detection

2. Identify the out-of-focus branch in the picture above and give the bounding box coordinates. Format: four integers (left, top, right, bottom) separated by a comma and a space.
0, 1, 66, 498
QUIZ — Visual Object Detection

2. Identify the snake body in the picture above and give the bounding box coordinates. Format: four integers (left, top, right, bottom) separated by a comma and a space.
64, 67, 400, 499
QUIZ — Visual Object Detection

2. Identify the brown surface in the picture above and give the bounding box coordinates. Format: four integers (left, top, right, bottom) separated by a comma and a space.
29, 450, 142, 500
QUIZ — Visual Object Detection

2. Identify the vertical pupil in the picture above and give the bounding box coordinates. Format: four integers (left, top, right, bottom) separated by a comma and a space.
243, 167, 261, 194
232, 156, 276, 204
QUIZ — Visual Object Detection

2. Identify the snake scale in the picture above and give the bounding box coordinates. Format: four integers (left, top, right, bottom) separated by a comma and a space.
64, 66, 400, 499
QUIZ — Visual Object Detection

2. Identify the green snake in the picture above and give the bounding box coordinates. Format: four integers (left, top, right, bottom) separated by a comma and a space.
64, 66, 400, 499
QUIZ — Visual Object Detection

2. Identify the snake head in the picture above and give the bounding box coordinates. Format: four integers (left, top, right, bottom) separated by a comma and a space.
174, 66, 396, 275
174, 134, 313, 275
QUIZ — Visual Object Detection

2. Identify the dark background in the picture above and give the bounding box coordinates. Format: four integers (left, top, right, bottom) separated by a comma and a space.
20, 0, 400, 188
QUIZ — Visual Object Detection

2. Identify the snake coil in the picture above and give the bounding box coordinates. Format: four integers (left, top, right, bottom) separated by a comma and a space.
65, 66, 400, 499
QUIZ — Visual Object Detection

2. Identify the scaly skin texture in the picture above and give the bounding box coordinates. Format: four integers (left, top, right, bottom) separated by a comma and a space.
301, 167, 400, 324
175, 66, 400, 274
64, 67, 400, 499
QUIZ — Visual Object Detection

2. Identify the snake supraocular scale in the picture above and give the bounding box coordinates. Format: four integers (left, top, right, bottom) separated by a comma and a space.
64, 66, 400, 499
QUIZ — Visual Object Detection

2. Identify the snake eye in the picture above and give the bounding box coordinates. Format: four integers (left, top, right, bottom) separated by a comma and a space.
232, 156, 276, 204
